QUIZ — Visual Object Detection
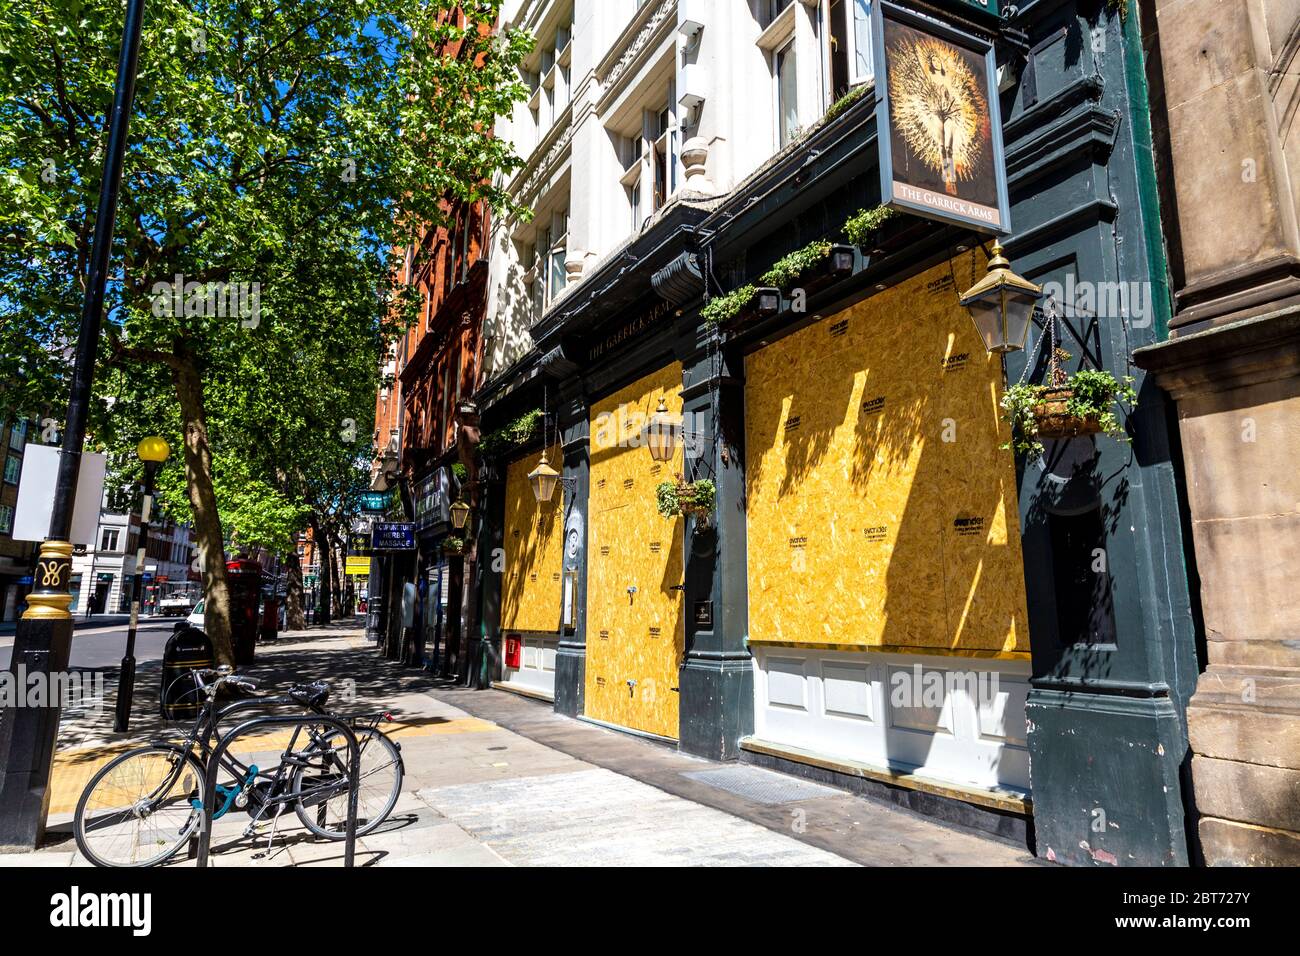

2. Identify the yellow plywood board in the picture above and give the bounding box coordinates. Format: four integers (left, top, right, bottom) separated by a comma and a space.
744, 255, 1030, 656
584, 363, 686, 739
501, 445, 564, 633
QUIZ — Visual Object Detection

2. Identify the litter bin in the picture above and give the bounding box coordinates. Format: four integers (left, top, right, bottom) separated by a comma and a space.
260, 596, 280, 642
160, 623, 214, 721
227, 559, 262, 664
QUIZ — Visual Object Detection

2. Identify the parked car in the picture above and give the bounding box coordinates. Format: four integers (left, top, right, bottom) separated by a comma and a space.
186, 600, 205, 629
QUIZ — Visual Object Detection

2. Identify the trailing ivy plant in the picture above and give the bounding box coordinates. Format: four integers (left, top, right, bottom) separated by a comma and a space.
761, 241, 832, 289
1000, 370, 1137, 462
478, 408, 543, 458
655, 477, 717, 522
844, 205, 897, 247
701, 284, 757, 328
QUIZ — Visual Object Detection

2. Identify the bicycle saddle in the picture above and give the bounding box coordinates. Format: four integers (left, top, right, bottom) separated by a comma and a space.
287, 680, 330, 709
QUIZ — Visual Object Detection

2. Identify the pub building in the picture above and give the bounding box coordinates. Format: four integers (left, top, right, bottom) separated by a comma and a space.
453, 0, 1200, 867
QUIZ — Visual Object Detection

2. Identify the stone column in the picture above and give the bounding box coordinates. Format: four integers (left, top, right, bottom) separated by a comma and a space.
1136, 313, 1300, 864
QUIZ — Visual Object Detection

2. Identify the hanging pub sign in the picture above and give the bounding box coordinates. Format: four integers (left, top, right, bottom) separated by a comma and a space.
371, 522, 416, 551
872, 2, 1010, 234
413, 467, 451, 531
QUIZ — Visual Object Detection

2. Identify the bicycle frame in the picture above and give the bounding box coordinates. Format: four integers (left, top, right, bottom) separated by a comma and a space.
150, 680, 389, 835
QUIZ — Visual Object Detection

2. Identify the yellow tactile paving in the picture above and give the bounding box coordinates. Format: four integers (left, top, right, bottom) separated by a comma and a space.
47, 716, 497, 816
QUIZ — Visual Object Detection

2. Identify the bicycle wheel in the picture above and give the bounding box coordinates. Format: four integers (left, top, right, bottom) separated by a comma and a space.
292, 728, 402, 839
74, 745, 205, 867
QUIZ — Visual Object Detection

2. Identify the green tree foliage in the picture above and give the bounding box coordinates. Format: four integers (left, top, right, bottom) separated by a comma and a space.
0, 1, 530, 661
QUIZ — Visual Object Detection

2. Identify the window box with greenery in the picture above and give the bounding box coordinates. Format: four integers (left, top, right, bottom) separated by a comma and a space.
655, 476, 716, 528
1001, 361, 1137, 462
700, 239, 854, 330
843, 205, 898, 254
701, 284, 779, 330
477, 408, 543, 459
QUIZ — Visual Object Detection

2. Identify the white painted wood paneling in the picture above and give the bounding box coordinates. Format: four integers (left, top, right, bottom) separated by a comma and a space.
751, 646, 1033, 793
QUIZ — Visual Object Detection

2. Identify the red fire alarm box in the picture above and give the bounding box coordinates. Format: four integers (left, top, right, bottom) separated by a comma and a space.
504, 634, 522, 669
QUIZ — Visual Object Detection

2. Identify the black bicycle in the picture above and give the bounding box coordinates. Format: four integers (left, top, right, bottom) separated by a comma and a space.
73, 667, 404, 867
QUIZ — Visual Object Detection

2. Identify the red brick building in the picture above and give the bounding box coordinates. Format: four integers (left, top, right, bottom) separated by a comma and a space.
369, 7, 495, 674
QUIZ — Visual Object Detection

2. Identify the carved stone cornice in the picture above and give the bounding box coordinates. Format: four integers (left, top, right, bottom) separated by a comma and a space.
508, 106, 575, 211
596, 0, 677, 112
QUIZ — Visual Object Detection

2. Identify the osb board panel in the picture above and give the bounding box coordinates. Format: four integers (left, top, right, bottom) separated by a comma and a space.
501, 445, 563, 633
744, 256, 1030, 656
584, 362, 686, 739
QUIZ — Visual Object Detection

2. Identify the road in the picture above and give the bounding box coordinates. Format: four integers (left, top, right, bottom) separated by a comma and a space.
0, 615, 184, 670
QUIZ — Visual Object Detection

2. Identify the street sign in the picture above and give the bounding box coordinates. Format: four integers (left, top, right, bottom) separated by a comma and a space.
11, 445, 107, 544
372, 522, 416, 551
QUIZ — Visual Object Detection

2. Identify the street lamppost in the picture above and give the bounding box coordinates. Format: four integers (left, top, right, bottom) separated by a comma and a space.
114, 436, 170, 732
0, 0, 148, 850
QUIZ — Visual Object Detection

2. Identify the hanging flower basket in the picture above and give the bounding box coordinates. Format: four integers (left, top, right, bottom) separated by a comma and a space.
442, 536, 468, 557
1002, 366, 1137, 462
1031, 387, 1105, 440
655, 476, 717, 528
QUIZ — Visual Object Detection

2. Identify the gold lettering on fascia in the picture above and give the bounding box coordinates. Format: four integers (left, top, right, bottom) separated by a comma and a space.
587, 299, 675, 361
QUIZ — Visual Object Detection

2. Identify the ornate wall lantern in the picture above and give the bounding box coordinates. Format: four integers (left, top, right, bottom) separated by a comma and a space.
959, 242, 1043, 354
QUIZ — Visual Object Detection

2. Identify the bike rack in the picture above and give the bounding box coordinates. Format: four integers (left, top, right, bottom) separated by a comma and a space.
195, 713, 361, 868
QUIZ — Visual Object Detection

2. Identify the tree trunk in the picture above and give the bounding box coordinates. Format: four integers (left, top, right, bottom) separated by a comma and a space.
286, 549, 306, 630
330, 534, 345, 618
311, 518, 332, 626
173, 355, 236, 666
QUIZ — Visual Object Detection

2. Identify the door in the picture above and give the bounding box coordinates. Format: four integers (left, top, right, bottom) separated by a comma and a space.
583, 363, 685, 739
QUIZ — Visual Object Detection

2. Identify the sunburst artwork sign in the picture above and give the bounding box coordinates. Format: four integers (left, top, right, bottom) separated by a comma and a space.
872, 2, 1009, 234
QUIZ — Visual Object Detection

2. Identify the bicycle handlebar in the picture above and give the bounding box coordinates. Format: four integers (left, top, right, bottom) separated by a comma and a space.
194, 668, 258, 698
